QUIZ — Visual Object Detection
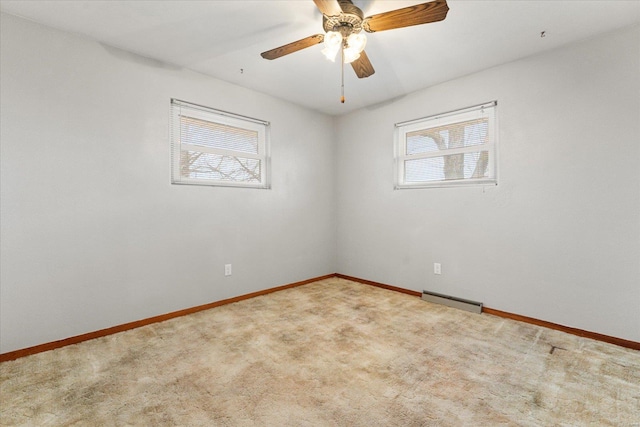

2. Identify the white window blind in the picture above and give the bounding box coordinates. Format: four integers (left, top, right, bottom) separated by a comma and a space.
395, 102, 497, 188
170, 99, 270, 188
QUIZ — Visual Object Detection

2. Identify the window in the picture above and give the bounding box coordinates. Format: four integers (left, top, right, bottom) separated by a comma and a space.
394, 101, 497, 188
171, 99, 270, 188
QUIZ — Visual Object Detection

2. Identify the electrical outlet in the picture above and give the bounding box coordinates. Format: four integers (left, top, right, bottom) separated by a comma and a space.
224, 264, 232, 276
434, 263, 442, 275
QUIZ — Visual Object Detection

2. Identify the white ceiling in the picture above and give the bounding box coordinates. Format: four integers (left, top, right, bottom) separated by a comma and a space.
1, 0, 639, 115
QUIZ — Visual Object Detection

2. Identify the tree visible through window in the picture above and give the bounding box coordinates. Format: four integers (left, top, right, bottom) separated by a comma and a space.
395, 102, 497, 188
171, 99, 270, 188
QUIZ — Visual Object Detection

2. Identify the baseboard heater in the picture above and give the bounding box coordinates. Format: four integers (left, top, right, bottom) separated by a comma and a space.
422, 290, 483, 314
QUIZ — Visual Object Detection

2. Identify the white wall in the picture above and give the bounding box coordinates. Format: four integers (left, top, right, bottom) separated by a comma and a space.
0, 13, 336, 353
335, 25, 640, 342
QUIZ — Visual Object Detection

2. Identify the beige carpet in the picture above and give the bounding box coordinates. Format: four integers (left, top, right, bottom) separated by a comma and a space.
1, 277, 639, 426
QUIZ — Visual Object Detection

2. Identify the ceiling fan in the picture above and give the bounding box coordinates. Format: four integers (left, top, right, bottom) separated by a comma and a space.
261, 0, 449, 102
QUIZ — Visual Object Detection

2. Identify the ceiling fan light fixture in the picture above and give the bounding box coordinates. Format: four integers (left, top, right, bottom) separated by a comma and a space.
324, 31, 342, 48
322, 30, 343, 61
321, 45, 341, 62
343, 47, 361, 64
346, 32, 367, 53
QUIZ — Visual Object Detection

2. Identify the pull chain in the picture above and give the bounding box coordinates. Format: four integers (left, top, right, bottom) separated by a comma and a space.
340, 46, 345, 103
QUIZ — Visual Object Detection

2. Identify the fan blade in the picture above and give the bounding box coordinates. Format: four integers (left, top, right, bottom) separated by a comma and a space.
261, 34, 324, 60
363, 0, 449, 33
313, 0, 342, 16
351, 51, 375, 78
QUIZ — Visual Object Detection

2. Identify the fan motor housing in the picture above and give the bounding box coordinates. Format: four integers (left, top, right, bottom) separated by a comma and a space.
322, 3, 364, 35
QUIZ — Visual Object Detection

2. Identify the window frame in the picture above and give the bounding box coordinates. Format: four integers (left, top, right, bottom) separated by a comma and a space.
394, 101, 498, 189
170, 99, 271, 189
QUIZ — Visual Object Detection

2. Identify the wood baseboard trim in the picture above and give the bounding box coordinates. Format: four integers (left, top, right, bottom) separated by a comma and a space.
337, 274, 640, 351
3, 273, 637, 362
335, 273, 422, 297
0, 274, 335, 363
481, 307, 640, 351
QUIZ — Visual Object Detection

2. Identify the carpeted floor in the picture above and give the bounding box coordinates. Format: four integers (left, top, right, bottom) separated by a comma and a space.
1, 277, 639, 426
